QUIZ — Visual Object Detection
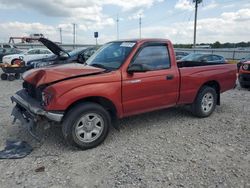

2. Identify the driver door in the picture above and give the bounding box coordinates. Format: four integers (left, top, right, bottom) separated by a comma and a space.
122, 43, 179, 116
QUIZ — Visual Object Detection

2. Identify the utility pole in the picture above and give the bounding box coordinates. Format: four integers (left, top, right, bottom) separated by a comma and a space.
116, 14, 119, 40
139, 14, 142, 39
72, 23, 76, 48
59, 27, 62, 44
193, 0, 202, 48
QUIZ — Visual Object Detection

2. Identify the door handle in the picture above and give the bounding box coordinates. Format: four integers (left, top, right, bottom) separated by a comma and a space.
166, 75, 174, 80
129, 79, 141, 84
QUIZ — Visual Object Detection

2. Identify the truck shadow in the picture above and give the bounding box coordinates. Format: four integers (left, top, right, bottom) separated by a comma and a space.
11, 103, 227, 153
30, 106, 194, 151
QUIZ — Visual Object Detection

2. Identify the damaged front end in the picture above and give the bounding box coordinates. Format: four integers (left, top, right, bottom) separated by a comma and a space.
11, 89, 64, 140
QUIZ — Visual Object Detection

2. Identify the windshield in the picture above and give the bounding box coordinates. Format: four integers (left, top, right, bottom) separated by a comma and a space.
181, 53, 204, 61
86, 41, 136, 70
68, 48, 86, 57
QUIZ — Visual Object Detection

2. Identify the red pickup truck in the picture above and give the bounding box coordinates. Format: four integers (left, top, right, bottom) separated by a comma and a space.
11, 39, 236, 149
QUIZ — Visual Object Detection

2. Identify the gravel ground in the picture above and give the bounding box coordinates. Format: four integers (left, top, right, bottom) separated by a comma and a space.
0, 75, 249, 188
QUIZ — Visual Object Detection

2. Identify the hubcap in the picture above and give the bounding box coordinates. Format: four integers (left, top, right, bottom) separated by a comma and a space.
75, 113, 104, 143
201, 92, 214, 113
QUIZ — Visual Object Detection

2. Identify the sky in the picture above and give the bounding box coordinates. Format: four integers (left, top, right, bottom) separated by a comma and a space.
0, 0, 250, 44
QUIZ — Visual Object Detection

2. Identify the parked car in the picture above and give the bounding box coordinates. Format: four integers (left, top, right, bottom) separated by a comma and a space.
11, 39, 236, 150
238, 61, 250, 88
26, 38, 98, 69
0, 43, 17, 49
237, 54, 250, 72
0, 48, 23, 63
2, 48, 52, 65
179, 53, 227, 64
175, 51, 189, 60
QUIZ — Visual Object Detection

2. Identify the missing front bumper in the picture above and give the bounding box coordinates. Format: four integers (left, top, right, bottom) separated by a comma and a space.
11, 89, 64, 122
10, 89, 64, 140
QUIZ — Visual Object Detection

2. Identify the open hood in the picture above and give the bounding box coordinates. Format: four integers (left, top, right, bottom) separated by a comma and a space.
23, 63, 105, 87
39, 38, 68, 56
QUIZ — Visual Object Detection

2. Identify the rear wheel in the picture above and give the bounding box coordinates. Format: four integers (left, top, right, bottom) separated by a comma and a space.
1, 73, 8, 80
62, 102, 111, 150
191, 86, 217, 117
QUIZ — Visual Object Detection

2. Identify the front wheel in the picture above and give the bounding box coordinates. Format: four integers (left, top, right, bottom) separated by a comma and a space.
191, 86, 217, 118
62, 102, 111, 150
1, 73, 8, 80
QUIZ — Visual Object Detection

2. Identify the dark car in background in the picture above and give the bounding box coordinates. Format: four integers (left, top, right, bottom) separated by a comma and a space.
179, 53, 227, 64
26, 38, 98, 69
0, 48, 23, 63
175, 51, 189, 60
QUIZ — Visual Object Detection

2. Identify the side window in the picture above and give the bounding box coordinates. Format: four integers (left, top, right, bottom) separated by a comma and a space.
212, 55, 220, 61
40, 49, 50, 54
3, 44, 11, 48
27, 50, 39, 54
39, 50, 45, 54
133, 45, 170, 70
83, 49, 91, 58
205, 55, 213, 61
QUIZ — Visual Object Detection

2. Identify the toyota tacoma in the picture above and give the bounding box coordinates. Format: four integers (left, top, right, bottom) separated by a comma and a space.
11, 38, 237, 149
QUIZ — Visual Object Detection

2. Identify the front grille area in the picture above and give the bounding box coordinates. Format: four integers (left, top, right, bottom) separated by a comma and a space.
23, 81, 43, 101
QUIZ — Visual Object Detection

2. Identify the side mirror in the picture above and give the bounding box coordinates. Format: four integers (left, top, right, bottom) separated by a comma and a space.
127, 63, 149, 74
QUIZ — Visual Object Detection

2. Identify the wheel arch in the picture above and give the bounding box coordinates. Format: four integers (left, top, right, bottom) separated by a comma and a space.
64, 96, 118, 125
198, 80, 221, 105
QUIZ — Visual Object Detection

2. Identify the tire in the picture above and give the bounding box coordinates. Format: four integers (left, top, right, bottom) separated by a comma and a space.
62, 102, 111, 150
1, 73, 8, 80
8, 74, 15, 81
15, 73, 20, 79
191, 86, 217, 118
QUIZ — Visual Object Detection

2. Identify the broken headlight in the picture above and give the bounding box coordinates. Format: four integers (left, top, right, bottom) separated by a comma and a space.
41, 91, 53, 106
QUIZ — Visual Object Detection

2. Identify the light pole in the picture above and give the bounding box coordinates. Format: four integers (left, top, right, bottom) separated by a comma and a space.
139, 14, 142, 39
72, 23, 76, 48
193, 0, 202, 48
59, 27, 62, 44
116, 14, 119, 40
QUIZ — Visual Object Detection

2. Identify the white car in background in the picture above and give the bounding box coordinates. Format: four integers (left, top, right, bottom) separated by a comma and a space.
2, 48, 52, 65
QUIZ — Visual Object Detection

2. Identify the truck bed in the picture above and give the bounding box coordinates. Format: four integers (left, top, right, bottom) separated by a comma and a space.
177, 63, 237, 105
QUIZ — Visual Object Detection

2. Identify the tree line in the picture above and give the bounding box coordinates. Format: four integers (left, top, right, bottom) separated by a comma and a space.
174, 41, 250, 48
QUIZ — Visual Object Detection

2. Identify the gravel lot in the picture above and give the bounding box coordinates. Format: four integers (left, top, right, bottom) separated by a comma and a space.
0, 75, 249, 188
